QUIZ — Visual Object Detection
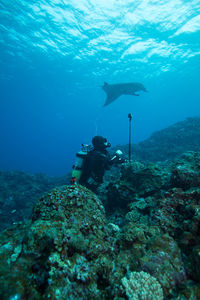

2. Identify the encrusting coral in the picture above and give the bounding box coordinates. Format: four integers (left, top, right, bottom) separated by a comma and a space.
122, 271, 164, 300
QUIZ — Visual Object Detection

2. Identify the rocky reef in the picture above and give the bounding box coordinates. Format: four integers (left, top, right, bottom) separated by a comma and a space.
1, 151, 200, 298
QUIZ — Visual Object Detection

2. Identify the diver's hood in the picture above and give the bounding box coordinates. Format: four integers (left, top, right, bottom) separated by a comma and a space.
92, 136, 111, 150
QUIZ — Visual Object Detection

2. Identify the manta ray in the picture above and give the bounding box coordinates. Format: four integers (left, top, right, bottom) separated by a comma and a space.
102, 82, 147, 106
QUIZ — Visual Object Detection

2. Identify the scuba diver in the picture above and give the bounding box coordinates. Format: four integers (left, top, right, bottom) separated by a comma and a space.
72, 136, 124, 191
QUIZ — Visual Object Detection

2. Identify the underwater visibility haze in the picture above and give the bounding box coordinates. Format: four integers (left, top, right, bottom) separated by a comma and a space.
0, 0, 200, 175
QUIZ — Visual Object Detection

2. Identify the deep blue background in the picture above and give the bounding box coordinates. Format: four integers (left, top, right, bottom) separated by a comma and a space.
0, 0, 200, 175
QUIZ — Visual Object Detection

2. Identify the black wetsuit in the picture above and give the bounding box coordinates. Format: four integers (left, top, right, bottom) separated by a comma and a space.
80, 148, 111, 190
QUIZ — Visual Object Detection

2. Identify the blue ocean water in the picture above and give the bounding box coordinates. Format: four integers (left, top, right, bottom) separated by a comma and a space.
0, 0, 200, 176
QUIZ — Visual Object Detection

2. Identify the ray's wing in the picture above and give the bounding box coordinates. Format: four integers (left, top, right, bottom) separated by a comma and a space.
102, 81, 147, 106
103, 92, 120, 106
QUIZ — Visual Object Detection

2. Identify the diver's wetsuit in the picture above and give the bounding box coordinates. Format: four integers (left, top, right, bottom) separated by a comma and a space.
80, 148, 111, 191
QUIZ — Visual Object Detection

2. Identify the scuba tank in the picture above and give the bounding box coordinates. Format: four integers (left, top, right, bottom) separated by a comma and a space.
71, 144, 91, 185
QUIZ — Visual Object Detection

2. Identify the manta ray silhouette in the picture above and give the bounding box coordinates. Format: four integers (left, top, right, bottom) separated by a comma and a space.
102, 82, 147, 106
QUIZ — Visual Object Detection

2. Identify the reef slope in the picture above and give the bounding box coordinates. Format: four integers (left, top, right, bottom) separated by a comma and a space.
1, 152, 200, 298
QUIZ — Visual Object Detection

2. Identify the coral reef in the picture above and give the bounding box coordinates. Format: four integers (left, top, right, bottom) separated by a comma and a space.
113, 116, 200, 163
0, 185, 124, 299
98, 151, 200, 298
2, 116, 200, 233
2, 151, 200, 298
1, 116, 200, 298
137, 117, 200, 162
0, 171, 68, 231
